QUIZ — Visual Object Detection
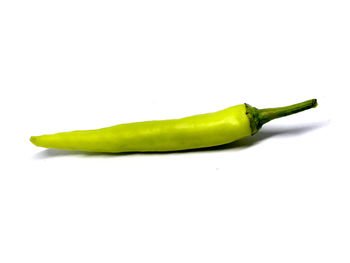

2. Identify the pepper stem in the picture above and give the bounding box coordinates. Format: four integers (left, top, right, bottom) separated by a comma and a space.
245, 99, 318, 135
258, 99, 318, 126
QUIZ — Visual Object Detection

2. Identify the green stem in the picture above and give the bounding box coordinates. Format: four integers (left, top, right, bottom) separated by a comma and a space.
245, 99, 318, 135
259, 99, 318, 125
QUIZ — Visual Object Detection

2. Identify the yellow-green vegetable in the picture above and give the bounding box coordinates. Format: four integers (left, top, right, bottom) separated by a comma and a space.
30, 99, 317, 153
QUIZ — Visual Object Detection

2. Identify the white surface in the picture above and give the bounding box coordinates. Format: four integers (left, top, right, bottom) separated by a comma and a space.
0, 1, 349, 262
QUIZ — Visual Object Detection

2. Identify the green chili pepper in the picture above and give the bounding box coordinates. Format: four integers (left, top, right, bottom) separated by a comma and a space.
30, 99, 317, 153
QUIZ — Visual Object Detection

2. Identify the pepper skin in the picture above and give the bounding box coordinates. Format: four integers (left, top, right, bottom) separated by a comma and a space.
30, 99, 317, 153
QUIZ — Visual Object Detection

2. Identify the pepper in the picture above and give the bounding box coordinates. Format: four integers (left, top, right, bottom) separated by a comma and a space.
30, 99, 317, 153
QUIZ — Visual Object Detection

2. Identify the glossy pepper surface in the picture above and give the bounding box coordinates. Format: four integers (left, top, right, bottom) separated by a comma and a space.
30, 99, 317, 153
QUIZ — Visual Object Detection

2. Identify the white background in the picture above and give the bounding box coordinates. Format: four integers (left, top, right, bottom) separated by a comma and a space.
0, 0, 349, 262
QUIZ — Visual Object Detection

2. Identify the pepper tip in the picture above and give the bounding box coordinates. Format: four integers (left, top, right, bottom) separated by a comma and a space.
30, 136, 38, 145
